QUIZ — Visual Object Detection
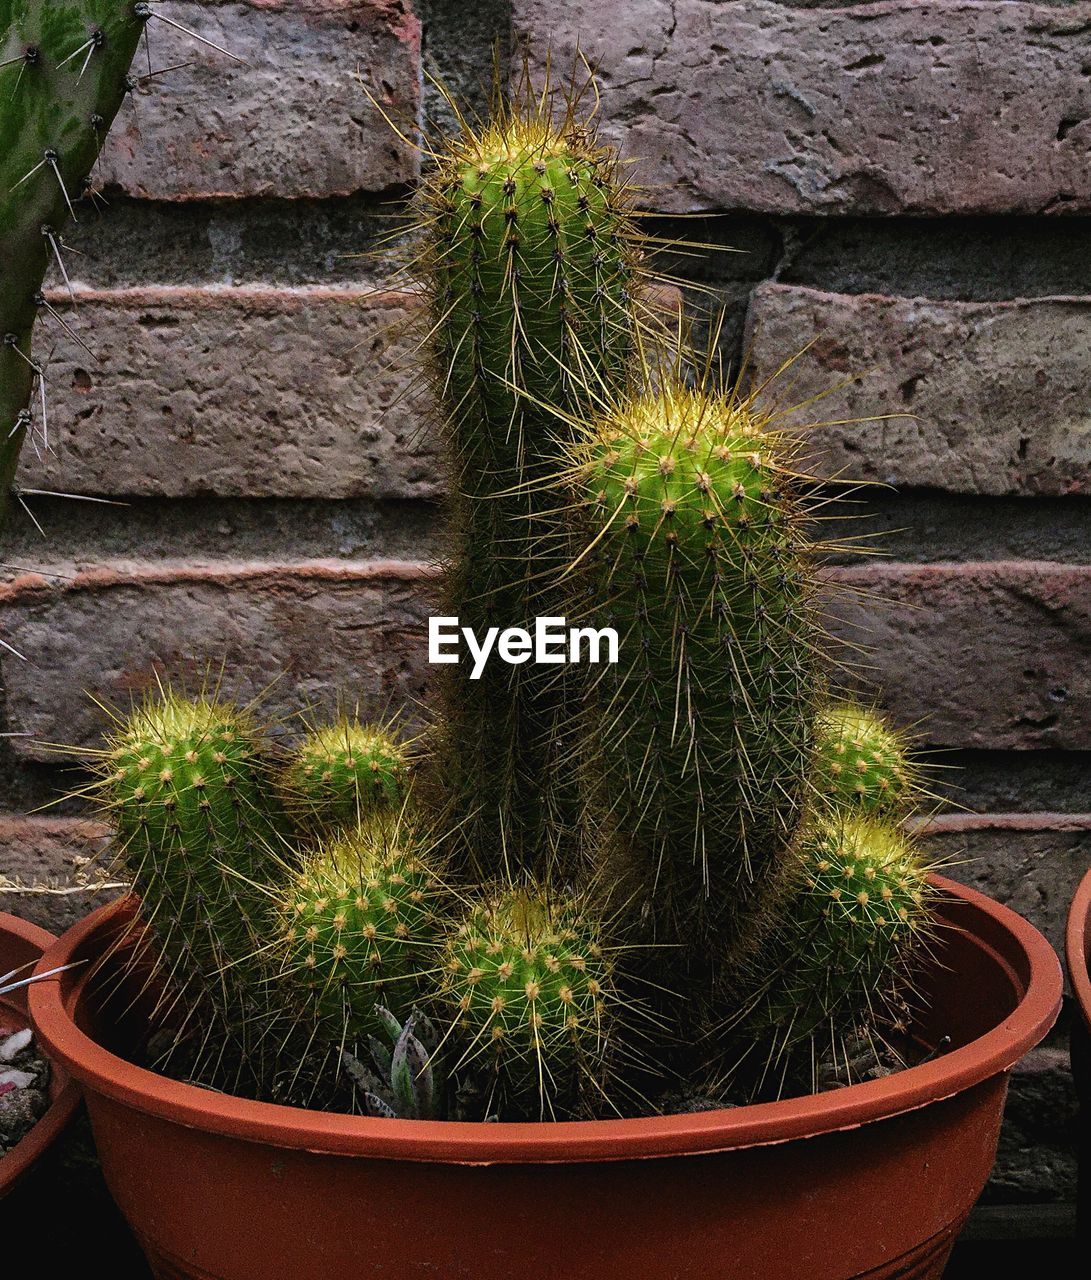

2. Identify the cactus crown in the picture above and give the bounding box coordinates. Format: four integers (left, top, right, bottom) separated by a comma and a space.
813, 702, 917, 816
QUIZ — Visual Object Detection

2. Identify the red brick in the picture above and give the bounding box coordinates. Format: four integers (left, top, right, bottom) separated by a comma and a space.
0, 560, 441, 762
822, 562, 1091, 750
18, 286, 436, 500
98, 1, 420, 198
514, 0, 1091, 214
914, 812, 1091, 961
0, 815, 119, 937
746, 285, 1091, 496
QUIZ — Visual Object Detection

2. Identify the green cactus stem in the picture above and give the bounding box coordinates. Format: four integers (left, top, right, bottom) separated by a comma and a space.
99, 688, 287, 1088
563, 374, 822, 987
812, 702, 916, 817
439, 885, 614, 1119
279, 717, 412, 838
726, 814, 936, 1093
1, 2, 150, 531
417, 85, 647, 880
275, 818, 443, 1042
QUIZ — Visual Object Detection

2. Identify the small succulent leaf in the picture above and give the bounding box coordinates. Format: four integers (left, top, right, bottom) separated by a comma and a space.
367, 1034, 393, 1080
362, 1091, 397, 1120
403, 1031, 437, 1119
340, 1049, 385, 1098
374, 1004, 403, 1046
389, 1023, 418, 1118
406, 1007, 439, 1054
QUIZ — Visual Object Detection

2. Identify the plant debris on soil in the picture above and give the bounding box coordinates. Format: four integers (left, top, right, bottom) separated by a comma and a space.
0, 1025, 50, 1156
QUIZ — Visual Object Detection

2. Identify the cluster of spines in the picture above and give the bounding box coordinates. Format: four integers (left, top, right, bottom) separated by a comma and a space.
725, 815, 935, 1092
419, 89, 646, 881
563, 377, 820, 992
276, 819, 443, 1042
100, 689, 287, 1088
279, 717, 412, 837
439, 886, 613, 1118
812, 702, 916, 816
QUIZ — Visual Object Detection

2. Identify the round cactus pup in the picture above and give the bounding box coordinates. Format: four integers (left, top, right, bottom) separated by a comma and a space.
813, 703, 915, 817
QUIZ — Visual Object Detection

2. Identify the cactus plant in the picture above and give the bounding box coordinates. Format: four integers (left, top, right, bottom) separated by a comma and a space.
723, 814, 936, 1093
275, 817, 443, 1042
415, 81, 648, 880
279, 716, 412, 838
562, 372, 821, 989
439, 885, 614, 1118
812, 702, 916, 816
97, 688, 288, 1087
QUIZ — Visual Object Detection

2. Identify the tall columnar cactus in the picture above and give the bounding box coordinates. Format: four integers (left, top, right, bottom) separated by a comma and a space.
724, 814, 935, 1093
275, 818, 443, 1042
812, 702, 917, 817
99, 689, 288, 1086
562, 375, 821, 987
279, 717, 412, 839
439, 885, 613, 1118
417, 87, 645, 879
0, 1, 148, 531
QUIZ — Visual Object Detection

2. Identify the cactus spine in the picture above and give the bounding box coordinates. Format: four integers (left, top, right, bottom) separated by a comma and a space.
100, 690, 288, 1087
564, 376, 821, 988
726, 815, 935, 1091
275, 818, 443, 1042
280, 718, 412, 838
813, 702, 916, 816
419, 92, 643, 879
440, 886, 613, 1118
1, 1, 148, 530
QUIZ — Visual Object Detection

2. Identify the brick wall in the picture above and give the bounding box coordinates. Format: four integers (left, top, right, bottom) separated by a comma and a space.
1, 0, 1088, 1215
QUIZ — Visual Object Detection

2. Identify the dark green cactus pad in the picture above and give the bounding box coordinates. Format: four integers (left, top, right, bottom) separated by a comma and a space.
1, 1, 147, 526
440, 886, 613, 1118
280, 718, 412, 837
566, 380, 821, 982
277, 820, 443, 1042
419, 101, 643, 881
813, 703, 915, 817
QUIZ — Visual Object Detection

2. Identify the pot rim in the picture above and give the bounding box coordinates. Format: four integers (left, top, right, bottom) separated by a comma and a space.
29, 874, 1061, 1166
0, 912, 81, 1196
1066, 866, 1091, 1033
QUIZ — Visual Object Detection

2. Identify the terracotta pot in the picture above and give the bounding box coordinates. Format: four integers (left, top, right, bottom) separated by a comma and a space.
1066, 866, 1091, 1237
30, 876, 1060, 1280
0, 912, 80, 1199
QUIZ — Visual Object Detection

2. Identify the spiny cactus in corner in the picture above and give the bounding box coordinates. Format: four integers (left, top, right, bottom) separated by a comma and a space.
414, 77, 650, 880
812, 702, 917, 817
99, 688, 287, 1087
562, 369, 822, 989
279, 716, 412, 838
439, 885, 614, 1119
1, 1, 237, 536
275, 817, 443, 1042
723, 814, 936, 1094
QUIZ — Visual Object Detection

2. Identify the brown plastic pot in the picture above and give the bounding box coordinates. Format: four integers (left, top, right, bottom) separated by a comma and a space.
30, 875, 1060, 1280
0, 912, 80, 1198
1065, 866, 1091, 1236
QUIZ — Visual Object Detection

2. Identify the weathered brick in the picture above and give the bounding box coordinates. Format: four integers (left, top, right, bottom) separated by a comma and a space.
746, 285, 1091, 496
0, 816, 119, 937
98, 1, 420, 198
0, 560, 441, 762
988, 1047, 1078, 1204
18, 286, 436, 500
822, 563, 1091, 750
3, 559, 1089, 760
514, 0, 1091, 214
916, 813, 1091, 962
